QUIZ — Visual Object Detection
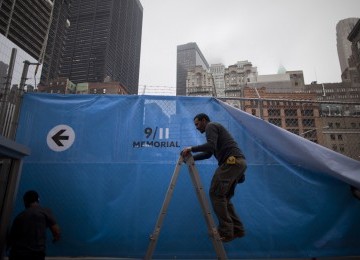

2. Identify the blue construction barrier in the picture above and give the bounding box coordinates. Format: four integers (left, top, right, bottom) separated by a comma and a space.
11, 93, 360, 259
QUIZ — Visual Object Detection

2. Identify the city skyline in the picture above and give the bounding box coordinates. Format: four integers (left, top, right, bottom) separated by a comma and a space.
139, 0, 360, 89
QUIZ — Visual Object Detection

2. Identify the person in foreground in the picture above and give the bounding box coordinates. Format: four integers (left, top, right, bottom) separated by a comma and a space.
181, 113, 247, 243
7, 190, 61, 260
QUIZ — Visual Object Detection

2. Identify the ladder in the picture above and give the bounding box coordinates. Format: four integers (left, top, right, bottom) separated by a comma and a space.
144, 155, 228, 260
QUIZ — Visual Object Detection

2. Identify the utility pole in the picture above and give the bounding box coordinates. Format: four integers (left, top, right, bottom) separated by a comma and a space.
0, 48, 17, 137
8, 60, 39, 139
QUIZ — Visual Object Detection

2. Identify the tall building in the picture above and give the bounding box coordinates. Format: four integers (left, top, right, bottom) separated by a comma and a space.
186, 65, 215, 97
40, 0, 72, 86
138, 85, 175, 96
0, 0, 53, 61
59, 0, 143, 94
176, 42, 209, 96
0, 0, 53, 137
347, 19, 360, 82
249, 70, 305, 93
0, 0, 54, 89
336, 18, 359, 75
223, 61, 258, 108
210, 63, 225, 97
304, 82, 360, 104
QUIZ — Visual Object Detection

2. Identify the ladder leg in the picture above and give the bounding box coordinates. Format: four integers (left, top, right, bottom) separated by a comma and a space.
144, 156, 184, 259
186, 156, 228, 260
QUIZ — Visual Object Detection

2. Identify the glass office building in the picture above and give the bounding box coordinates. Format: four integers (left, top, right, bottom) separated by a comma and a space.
59, 0, 143, 94
176, 42, 209, 96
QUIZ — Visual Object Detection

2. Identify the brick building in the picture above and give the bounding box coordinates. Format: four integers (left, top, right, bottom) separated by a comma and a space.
38, 78, 128, 95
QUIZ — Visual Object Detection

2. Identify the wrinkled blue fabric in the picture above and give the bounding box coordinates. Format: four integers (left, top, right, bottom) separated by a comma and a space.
12, 93, 360, 259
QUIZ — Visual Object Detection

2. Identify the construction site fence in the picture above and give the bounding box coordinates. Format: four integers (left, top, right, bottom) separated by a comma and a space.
1, 91, 359, 161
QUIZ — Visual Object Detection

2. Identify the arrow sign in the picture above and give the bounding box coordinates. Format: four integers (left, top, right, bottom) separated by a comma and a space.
47, 124, 75, 152
52, 129, 69, 146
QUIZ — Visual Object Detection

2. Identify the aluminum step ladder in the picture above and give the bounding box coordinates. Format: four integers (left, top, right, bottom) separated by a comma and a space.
144, 155, 227, 260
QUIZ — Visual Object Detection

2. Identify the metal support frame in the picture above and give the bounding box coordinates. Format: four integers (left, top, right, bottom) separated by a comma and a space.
145, 155, 227, 260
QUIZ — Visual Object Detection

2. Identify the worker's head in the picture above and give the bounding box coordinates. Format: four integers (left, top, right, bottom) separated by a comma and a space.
193, 113, 210, 133
23, 190, 39, 208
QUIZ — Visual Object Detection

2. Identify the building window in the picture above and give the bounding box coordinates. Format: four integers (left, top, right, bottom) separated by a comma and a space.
302, 109, 314, 116
285, 119, 298, 127
196, 75, 201, 85
338, 134, 343, 140
304, 130, 317, 138
285, 109, 297, 117
303, 119, 315, 127
268, 109, 281, 116
268, 118, 282, 127
339, 144, 345, 152
287, 129, 299, 135
330, 134, 336, 140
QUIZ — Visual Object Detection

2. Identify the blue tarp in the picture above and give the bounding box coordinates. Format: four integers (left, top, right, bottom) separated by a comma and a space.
12, 93, 360, 259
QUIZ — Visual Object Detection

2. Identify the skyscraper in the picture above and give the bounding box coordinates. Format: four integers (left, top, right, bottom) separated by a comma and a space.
0, 0, 55, 91
0, 0, 54, 138
0, 0, 53, 61
336, 17, 359, 74
40, 0, 72, 86
348, 19, 360, 77
176, 42, 209, 96
210, 64, 225, 97
59, 0, 143, 94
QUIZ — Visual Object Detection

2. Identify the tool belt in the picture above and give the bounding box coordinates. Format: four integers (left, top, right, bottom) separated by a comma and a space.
226, 156, 239, 165
225, 156, 246, 183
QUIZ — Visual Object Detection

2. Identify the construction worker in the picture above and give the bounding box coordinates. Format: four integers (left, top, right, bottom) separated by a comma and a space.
181, 113, 247, 242
7, 190, 61, 260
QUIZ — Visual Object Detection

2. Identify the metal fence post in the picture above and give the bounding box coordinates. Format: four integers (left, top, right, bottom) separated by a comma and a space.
0, 48, 17, 136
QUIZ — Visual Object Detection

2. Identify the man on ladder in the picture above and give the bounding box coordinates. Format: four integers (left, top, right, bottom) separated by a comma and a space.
181, 113, 247, 243
145, 113, 247, 259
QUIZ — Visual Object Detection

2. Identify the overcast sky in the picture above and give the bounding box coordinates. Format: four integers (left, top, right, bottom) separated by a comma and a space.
138, 0, 360, 89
